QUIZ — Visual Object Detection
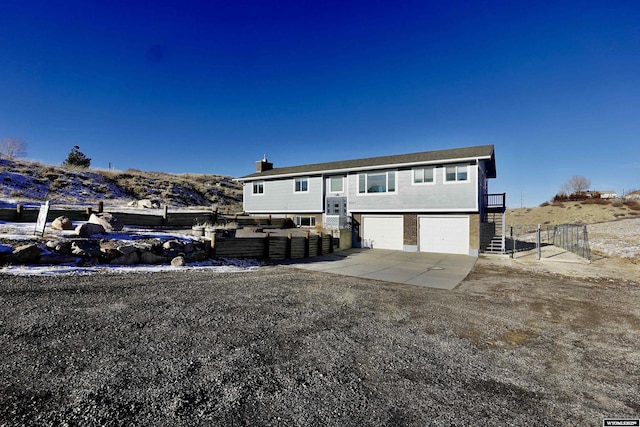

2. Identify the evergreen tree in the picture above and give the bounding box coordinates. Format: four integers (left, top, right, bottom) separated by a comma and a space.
62, 145, 91, 168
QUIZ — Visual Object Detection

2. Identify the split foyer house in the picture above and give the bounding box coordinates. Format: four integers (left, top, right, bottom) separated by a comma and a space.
236, 145, 506, 256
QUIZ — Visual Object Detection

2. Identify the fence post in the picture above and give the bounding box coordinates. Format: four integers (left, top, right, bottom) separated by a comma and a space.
162, 205, 168, 226
98, 201, 104, 213
305, 231, 310, 258
510, 226, 514, 258
209, 234, 216, 258
287, 233, 292, 260
264, 233, 270, 260
537, 224, 541, 260
213, 207, 218, 224
85, 207, 92, 219
16, 204, 23, 221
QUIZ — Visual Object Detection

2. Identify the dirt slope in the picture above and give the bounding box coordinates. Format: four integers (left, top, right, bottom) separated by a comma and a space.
507, 200, 640, 226
0, 158, 242, 208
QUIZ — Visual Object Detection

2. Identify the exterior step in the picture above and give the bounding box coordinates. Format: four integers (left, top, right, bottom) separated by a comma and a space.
484, 236, 505, 253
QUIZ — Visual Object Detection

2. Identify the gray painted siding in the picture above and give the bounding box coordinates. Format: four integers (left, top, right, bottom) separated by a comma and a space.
346, 166, 478, 212
244, 176, 323, 213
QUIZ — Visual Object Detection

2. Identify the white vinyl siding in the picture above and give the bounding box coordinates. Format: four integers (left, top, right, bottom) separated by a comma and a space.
347, 167, 477, 211
244, 177, 323, 213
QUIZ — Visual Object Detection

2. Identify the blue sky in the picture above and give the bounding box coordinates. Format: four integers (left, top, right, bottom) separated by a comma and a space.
1, 0, 638, 207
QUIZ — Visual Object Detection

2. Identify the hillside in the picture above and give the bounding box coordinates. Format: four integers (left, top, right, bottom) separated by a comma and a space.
507, 200, 640, 226
0, 158, 242, 209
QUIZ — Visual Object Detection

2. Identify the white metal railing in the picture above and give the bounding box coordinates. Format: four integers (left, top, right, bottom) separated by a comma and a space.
323, 214, 351, 230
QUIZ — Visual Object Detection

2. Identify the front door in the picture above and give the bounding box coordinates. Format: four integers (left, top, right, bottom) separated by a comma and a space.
326, 197, 347, 216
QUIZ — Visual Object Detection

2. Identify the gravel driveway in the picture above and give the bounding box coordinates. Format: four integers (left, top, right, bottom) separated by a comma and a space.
1, 261, 639, 425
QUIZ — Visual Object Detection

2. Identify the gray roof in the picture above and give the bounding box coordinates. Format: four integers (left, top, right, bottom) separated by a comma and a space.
238, 144, 496, 180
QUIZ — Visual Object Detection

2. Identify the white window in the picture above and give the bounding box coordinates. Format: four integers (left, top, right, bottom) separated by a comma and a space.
252, 181, 264, 194
413, 167, 434, 184
295, 216, 316, 227
445, 164, 469, 182
358, 171, 396, 194
294, 177, 309, 192
330, 176, 344, 193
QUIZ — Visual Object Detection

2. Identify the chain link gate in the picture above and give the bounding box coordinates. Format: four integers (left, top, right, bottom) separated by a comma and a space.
507, 223, 591, 261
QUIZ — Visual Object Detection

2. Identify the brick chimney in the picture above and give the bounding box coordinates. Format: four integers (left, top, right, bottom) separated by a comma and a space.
256, 154, 273, 173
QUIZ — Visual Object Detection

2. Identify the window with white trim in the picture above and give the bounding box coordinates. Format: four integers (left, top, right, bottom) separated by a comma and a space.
252, 181, 264, 194
358, 171, 396, 194
294, 177, 309, 192
295, 216, 316, 227
329, 176, 343, 192
413, 167, 434, 184
445, 164, 469, 182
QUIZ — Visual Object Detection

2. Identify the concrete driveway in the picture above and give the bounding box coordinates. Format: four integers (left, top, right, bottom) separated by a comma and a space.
282, 248, 477, 290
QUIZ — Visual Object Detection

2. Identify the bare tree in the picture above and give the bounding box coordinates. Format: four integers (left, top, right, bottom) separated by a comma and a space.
0, 137, 27, 159
561, 175, 591, 194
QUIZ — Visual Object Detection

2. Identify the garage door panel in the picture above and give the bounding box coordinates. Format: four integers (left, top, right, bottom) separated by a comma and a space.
362, 216, 403, 250
419, 216, 469, 255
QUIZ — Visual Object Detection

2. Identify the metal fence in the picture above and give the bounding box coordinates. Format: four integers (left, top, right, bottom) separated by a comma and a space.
507, 223, 591, 261
552, 224, 591, 260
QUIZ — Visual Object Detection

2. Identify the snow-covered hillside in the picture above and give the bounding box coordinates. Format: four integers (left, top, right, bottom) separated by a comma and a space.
0, 158, 242, 208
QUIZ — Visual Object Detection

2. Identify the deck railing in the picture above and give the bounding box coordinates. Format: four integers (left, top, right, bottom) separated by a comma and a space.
485, 193, 506, 210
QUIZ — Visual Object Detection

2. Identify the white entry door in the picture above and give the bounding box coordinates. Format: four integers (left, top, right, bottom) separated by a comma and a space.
362, 216, 403, 250
419, 216, 469, 255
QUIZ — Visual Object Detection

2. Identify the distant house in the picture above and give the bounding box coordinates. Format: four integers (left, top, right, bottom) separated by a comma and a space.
236, 145, 506, 256
586, 190, 618, 199
598, 190, 618, 199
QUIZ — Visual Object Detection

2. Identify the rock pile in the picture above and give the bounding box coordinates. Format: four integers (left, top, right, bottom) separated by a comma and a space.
1, 237, 209, 267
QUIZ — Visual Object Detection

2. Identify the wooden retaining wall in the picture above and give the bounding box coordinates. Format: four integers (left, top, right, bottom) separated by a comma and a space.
212, 233, 333, 261
1, 204, 334, 261
0, 204, 297, 229
0, 204, 217, 227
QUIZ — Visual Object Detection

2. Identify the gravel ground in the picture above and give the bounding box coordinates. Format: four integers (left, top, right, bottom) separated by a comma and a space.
1, 261, 639, 426
588, 218, 640, 260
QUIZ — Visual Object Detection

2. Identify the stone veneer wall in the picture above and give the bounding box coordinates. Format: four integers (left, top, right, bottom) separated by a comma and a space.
469, 213, 480, 252
403, 214, 418, 246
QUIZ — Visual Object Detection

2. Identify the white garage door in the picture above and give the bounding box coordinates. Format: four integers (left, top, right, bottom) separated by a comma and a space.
419, 216, 469, 255
362, 216, 403, 250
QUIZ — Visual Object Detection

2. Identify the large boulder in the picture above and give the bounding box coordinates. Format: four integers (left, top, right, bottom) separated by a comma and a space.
51, 216, 74, 231
88, 213, 123, 232
170, 256, 185, 267
75, 223, 106, 238
71, 240, 102, 258
140, 251, 167, 265
128, 199, 160, 209
111, 251, 140, 265
39, 253, 80, 265
12, 244, 41, 264
99, 241, 120, 260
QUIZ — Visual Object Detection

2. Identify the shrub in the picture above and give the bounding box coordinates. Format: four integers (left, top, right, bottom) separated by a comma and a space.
539, 201, 550, 207
62, 146, 91, 168
624, 200, 640, 211
553, 193, 568, 202
581, 198, 610, 205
